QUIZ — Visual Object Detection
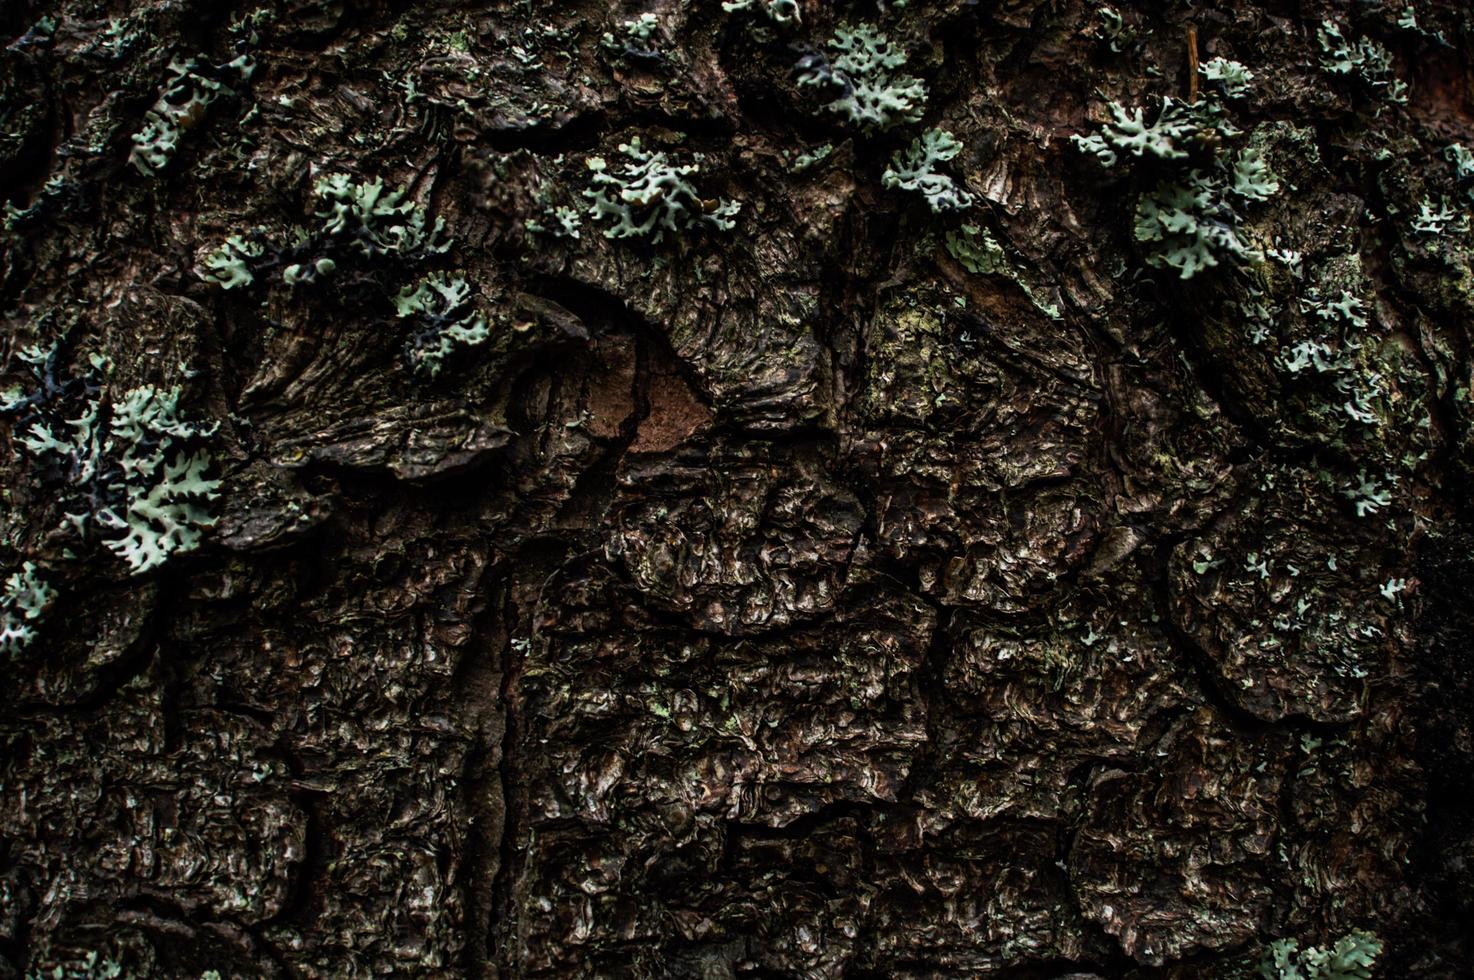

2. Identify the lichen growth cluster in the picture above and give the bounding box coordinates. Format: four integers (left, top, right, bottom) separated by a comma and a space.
129, 52, 254, 178
0, 560, 54, 657
882, 128, 974, 213
201, 233, 266, 290
201, 172, 449, 291
722, 0, 800, 24
1074, 86, 1281, 278
2, 346, 221, 575
1316, 20, 1407, 105
394, 274, 491, 377
796, 23, 927, 132
583, 138, 740, 243
1200, 56, 1255, 99
1258, 929, 1382, 979
599, 12, 661, 61
306, 172, 451, 266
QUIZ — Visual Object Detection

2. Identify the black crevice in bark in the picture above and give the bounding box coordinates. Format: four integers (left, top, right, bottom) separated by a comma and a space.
1148, 281, 1282, 455
454, 567, 509, 979
1395, 527, 1474, 971
549, 338, 648, 531
1053, 761, 1146, 977
482, 102, 738, 158
525, 272, 718, 407
201, 699, 277, 730
264, 783, 331, 937
488, 539, 583, 975
893, 602, 953, 807
720, 799, 881, 849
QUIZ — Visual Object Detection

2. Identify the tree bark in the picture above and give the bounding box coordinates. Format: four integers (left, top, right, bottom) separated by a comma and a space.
2, 0, 1472, 977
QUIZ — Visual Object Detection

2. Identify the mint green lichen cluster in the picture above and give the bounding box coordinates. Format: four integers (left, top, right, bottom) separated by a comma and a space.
201, 233, 265, 290
599, 13, 660, 58
129, 54, 253, 177
945, 224, 1008, 275
394, 274, 491, 377
883, 128, 974, 213
1279, 278, 1398, 432
6, 349, 221, 575
723, 0, 800, 24
99, 386, 222, 573
1200, 57, 1255, 99
1074, 83, 1282, 278
202, 172, 450, 290
1094, 6, 1127, 52
1132, 157, 1273, 277
1444, 142, 1474, 183
1316, 20, 1408, 105
944, 224, 1062, 318
1259, 930, 1382, 980
307, 172, 450, 265
1, 561, 54, 656
796, 23, 927, 132
199, 172, 490, 376
526, 204, 583, 240
1396, 5, 1448, 45
1341, 469, 1394, 518
1070, 97, 1205, 167
1408, 197, 1464, 238
584, 138, 740, 243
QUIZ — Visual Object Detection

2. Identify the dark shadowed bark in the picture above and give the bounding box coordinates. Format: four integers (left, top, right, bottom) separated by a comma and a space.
2, 0, 1473, 977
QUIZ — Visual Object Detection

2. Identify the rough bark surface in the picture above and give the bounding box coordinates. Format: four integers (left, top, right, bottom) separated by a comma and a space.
2, 0, 1473, 977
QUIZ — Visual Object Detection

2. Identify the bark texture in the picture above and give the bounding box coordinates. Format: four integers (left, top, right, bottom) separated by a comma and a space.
2, 0, 1473, 977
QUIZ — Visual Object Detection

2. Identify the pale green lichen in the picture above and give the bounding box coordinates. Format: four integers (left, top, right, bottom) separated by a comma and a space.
1409, 196, 1464, 237
1095, 6, 1126, 52
600, 13, 660, 57
1342, 469, 1394, 517
1258, 930, 1382, 980
1131, 149, 1276, 279
1200, 57, 1254, 99
94, 386, 223, 573
882, 128, 974, 213
1272, 276, 1398, 432
6, 354, 221, 575
945, 223, 1008, 275
201, 173, 450, 291
722, 0, 800, 23
201, 233, 265, 289
796, 23, 927, 132
0, 561, 54, 657
1076, 92, 1279, 279
1448, 145, 1474, 175
1396, 5, 1449, 45
1231, 147, 1281, 201
1070, 97, 1209, 168
394, 274, 491, 377
944, 224, 1062, 319
1316, 20, 1407, 104
281, 256, 338, 285
791, 144, 833, 173
583, 138, 739, 243
129, 53, 254, 177
526, 204, 583, 240
309, 172, 451, 261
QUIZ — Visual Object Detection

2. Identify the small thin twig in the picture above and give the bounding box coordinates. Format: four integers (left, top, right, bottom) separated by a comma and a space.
1186, 26, 1200, 102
